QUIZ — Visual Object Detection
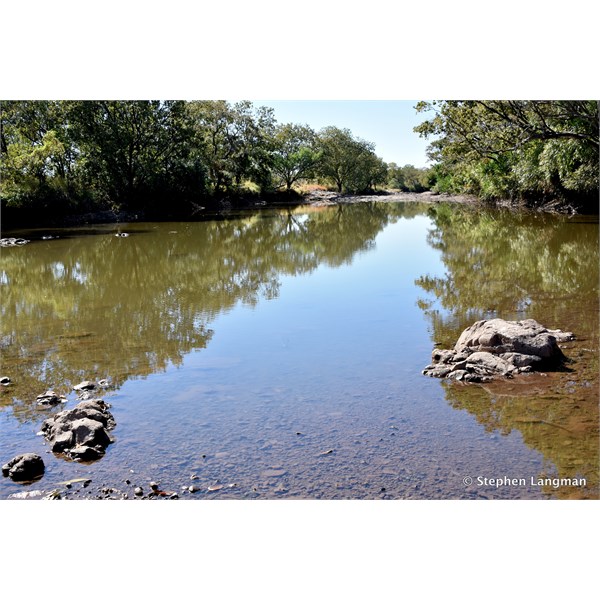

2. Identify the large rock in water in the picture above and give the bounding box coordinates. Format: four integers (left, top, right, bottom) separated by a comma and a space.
2, 453, 45, 482
422, 318, 575, 383
41, 399, 116, 461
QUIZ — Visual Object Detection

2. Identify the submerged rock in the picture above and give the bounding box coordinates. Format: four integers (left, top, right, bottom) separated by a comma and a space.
2, 453, 45, 482
423, 318, 574, 383
41, 399, 116, 461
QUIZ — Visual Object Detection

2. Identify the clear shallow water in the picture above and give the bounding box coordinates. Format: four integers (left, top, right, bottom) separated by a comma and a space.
1, 202, 598, 499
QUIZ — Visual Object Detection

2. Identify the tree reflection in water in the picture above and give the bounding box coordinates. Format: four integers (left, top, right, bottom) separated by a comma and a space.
416, 203, 599, 498
0, 202, 424, 422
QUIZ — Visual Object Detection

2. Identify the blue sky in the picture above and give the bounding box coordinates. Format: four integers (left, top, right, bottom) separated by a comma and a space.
255, 100, 433, 169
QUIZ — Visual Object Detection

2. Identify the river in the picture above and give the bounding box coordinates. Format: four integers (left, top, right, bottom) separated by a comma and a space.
1, 201, 598, 499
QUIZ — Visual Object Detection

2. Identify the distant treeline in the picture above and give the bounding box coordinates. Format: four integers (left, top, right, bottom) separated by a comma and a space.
415, 100, 599, 212
2, 100, 596, 225
0, 100, 431, 224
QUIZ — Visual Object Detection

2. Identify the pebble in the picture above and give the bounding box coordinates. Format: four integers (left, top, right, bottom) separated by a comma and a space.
150, 481, 159, 491
188, 485, 200, 493
0, 377, 11, 385
134, 487, 143, 496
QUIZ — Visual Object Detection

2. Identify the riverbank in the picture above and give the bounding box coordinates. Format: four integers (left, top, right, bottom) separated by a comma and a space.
0, 190, 473, 232
303, 189, 479, 207
1, 188, 592, 235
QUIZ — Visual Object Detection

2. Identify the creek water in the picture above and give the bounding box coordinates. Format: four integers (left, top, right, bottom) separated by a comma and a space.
1, 201, 598, 499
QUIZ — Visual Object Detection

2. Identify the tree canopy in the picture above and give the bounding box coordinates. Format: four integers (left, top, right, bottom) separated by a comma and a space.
415, 100, 599, 211
1, 100, 393, 225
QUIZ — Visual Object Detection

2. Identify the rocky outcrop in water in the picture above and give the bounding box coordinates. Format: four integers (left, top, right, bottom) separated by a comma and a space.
2, 453, 45, 482
41, 399, 116, 461
422, 318, 575, 383
36, 390, 66, 406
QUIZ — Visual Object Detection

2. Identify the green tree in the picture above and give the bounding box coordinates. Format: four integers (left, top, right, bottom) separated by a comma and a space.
317, 126, 383, 193
386, 162, 432, 192
348, 151, 388, 192
415, 100, 599, 210
187, 100, 276, 194
386, 162, 404, 189
69, 100, 199, 211
270, 123, 321, 191
0, 101, 78, 210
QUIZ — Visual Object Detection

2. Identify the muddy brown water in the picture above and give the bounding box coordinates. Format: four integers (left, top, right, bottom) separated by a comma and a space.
1, 202, 598, 499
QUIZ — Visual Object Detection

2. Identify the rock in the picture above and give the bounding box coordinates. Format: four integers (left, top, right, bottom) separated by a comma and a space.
36, 390, 65, 406
423, 318, 574, 382
73, 380, 96, 392
0, 238, 30, 247
2, 453, 45, 482
68, 446, 104, 461
41, 399, 116, 461
0, 376, 11, 385
134, 487, 143, 496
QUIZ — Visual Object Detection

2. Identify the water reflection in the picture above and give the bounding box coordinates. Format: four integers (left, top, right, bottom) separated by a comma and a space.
1, 202, 424, 422
416, 203, 599, 497
416, 204, 599, 345
1, 201, 597, 499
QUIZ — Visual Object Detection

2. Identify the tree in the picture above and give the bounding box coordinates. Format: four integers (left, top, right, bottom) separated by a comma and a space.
317, 126, 382, 193
415, 100, 599, 210
348, 152, 387, 192
187, 100, 276, 194
386, 162, 404, 189
270, 123, 321, 191
0, 101, 77, 209
69, 101, 198, 210
386, 162, 432, 192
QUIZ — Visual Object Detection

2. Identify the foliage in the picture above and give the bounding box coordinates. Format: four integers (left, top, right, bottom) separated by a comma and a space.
69, 100, 203, 211
270, 123, 321, 191
316, 126, 386, 193
387, 162, 433, 192
0, 101, 79, 211
186, 100, 276, 195
415, 100, 599, 211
